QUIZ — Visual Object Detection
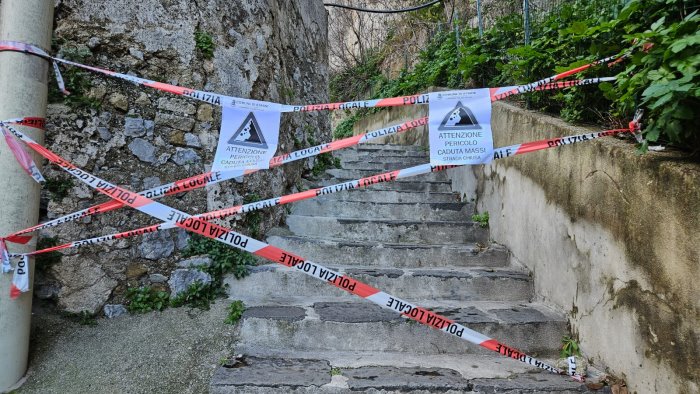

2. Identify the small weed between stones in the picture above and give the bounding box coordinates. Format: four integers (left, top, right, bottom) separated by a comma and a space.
330, 367, 342, 376
471, 212, 489, 228
194, 29, 215, 59
125, 286, 170, 313
224, 300, 246, 325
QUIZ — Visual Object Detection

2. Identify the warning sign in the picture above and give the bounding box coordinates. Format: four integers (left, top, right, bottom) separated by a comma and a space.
212, 103, 281, 171
227, 112, 268, 148
429, 89, 493, 165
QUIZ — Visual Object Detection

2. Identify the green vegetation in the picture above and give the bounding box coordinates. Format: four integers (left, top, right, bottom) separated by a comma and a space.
331, 0, 699, 153
44, 177, 74, 200
311, 152, 342, 176
330, 367, 342, 376
48, 44, 101, 109
224, 300, 246, 324
471, 212, 489, 228
561, 335, 582, 358
125, 286, 170, 313
170, 281, 220, 310
194, 30, 215, 59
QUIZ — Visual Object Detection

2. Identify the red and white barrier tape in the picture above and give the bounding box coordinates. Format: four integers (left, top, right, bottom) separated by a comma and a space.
13, 126, 635, 258
0, 120, 576, 380
0, 125, 45, 184
0, 116, 428, 242
0, 40, 619, 112
0, 73, 613, 242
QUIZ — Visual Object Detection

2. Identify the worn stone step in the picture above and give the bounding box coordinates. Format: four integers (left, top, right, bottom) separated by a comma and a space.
291, 200, 473, 221
325, 168, 449, 182
285, 215, 489, 244
210, 353, 591, 393
335, 150, 429, 160
313, 189, 460, 204
340, 159, 430, 170
235, 301, 567, 356
265, 235, 506, 268
356, 144, 426, 152
227, 265, 532, 302
318, 178, 453, 193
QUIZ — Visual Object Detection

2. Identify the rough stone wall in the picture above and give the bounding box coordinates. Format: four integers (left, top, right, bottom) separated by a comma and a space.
37, 0, 329, 314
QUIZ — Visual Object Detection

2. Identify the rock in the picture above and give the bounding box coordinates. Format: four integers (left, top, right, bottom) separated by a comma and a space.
135, 92, 151, 106
177, 256, 213, 268
168, 130, 186, 146
196, 104, 214, 122
158, 98, 196, 115
128, 138, 157, 163
88, 85, 107, 101
149, 274, 168, 283
52, 258, 117, 314
168, 269, 212, 297
172, 148, 201, 165
126, 263, 148, 280
175, 228, 190, 250
103, 304, 128, 318
155, 153, 171, 165
142, 176, 162, 190
128, 48, 144, 60
155, 112, 195, 132
184, 133, 201, 148
87, 37, 101, 49
109, 93, 129, 112
138, 231, 175, 260
144, 120, 155, 137
34, 282, 60, 300
124, 117, 146, 137
97, 127, 112, 141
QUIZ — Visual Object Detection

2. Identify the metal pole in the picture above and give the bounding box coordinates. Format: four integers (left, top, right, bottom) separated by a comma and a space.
0, 0, 54, 390
477, 0, 483, 37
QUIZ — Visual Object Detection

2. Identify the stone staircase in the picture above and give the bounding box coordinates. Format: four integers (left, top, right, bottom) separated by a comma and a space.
211, 144, 590, 393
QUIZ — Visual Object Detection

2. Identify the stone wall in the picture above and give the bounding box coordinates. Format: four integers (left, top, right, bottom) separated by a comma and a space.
37, 0, 329, 314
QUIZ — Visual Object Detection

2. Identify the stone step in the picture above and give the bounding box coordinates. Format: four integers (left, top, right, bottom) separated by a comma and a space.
285, 215, 488, 244
227, 265, 532, 302
335, 150, 429, 160
355, 144, 426, 152
325, 168, 449, 182
318, 178, 453, 193
210, 352, 590, 393
340, 159, 430, 170
235, 300, 567, 356
265, 235, 507, 268
291, 200, 474, 221
313, 189, 460, 204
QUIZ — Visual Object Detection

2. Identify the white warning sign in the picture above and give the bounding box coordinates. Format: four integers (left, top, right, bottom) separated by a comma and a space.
212, 102, 281, 171
429, 89, 493, 165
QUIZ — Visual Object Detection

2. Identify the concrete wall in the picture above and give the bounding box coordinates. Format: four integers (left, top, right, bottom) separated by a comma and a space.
352, 101, 700, 393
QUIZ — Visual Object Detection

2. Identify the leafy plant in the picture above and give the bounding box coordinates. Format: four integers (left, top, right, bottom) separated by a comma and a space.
125, 286, 170, 313
333, 112, 361, 140
194, 30, 215, 60
471, 212, 489, 228
224, 300, 246, 324
170, 281, 220, 310
311, 152, 341, 176
561, 335, 582, 358
184, 234, 257, 280
330, 367, 342, 376
44, 177, 74, 200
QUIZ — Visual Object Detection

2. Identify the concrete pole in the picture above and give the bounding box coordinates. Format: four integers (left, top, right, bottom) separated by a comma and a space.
0, 0, 54, 390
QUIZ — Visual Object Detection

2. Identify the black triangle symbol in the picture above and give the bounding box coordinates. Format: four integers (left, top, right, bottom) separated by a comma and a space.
438, 101, 482, 131
227, 112, 269, 149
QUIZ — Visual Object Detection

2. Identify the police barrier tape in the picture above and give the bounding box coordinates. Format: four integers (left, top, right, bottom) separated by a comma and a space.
0, 116, 428, 242
11, 126, 634, 258
0, 121, 580, 380
0, 40, 619, 113
0, 76, 612, 243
